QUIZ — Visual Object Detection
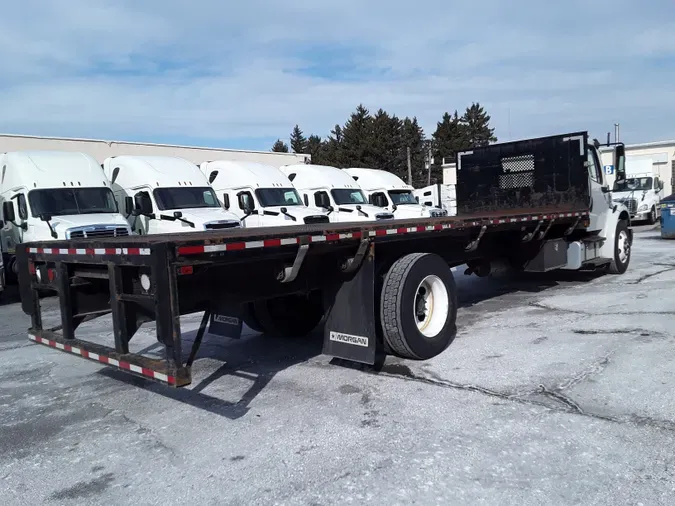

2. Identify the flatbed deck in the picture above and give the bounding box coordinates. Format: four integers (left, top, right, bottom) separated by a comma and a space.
24, 207, 589, 261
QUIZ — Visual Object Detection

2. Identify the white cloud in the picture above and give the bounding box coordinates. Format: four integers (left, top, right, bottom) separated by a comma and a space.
1, 0, 674, 148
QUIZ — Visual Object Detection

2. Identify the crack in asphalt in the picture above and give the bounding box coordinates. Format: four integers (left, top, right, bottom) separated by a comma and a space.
628, 266, 675, 285
556, 353, 614, 391
375, 363, 675, 434
529, 302, 675, 316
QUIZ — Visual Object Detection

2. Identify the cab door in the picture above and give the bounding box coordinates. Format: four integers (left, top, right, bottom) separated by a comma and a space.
586, 146, 612, 232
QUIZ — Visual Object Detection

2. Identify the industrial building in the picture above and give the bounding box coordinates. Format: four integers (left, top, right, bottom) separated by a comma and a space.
0, 133, 309, 168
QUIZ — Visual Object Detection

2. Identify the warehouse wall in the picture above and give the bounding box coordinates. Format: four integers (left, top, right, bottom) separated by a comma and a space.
0, 134, 310, 168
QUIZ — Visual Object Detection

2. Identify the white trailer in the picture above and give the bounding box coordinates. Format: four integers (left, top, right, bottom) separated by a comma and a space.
279, 163, 394, 222
103, 156, 242, 234
0, 150, 132, 280
199, 160, 330, 227
413, 184, 457, 216
0, 133, 309, 168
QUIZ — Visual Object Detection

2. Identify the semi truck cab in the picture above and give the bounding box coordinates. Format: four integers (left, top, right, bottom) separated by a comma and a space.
200, 160, 330, 227
0, 151, 132, 279
279, 163, 394, 222
612, 173, 664, 224
103, 155, 242, 235
343, 167, 448, 219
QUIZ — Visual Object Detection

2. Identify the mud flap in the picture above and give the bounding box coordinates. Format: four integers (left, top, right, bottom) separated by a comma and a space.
208, 304, 244, 339
322, 246, 380, 365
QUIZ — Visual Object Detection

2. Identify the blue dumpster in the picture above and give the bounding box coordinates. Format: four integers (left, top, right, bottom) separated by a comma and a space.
661, 194, 675, 239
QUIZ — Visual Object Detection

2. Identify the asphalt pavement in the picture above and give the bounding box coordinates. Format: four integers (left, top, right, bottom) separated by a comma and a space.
1, 224, 673, 505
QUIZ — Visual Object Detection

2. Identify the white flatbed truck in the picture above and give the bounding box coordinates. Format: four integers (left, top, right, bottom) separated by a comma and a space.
16, 132, 632, 386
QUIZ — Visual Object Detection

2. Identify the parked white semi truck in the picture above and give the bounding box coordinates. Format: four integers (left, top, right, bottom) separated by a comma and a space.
199, 160, 330, 226
0, 150, 132, 281
611, 159, 665, 224
343, 168, 448, 219
279, 163, 394, 222
102, 156, 242, 234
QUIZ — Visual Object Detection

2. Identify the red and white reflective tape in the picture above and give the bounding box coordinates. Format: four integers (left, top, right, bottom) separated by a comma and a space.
177, 211, 588, 256
27, 246, 151, 256
28, 334, 176, 385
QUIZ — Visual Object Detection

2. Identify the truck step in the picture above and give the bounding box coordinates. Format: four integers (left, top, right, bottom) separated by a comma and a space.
582, 236, 606, 244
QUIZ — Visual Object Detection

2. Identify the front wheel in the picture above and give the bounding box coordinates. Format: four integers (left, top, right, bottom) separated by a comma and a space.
380, 253, 457, 360
607, 219, 631, 274
647, 206, 657, 225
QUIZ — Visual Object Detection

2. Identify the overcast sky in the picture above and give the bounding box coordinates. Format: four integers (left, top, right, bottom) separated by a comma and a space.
1, 0, 674, 150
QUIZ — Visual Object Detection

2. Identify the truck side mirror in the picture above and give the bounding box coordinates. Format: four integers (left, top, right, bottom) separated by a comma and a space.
614, 144, 626, 183
372, 193, 387, 207
124, 196, 134, 216
237, 192, 254, 213
222, 193, 230, 210
314, 192, 331, 209
134, 192, 153, 216
2, 201, 16, 223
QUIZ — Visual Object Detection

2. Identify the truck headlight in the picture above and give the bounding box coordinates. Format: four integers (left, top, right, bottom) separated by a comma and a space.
638, 204, 648, 212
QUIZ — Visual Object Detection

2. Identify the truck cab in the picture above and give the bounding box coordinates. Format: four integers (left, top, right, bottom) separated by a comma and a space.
103, 156, 241, 235
279, 163, 394, 222
612, 173, 664, 224
343, 168, 448, 219
199, 160, 330, 227
1, 150, 132, 279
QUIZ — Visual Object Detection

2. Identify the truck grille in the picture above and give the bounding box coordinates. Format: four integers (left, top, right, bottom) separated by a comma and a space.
67, 226, 130, 239
204, 221, 241, 230
614, 198, 637, 214
430, 208, 448, 217
304, 215, 330, 224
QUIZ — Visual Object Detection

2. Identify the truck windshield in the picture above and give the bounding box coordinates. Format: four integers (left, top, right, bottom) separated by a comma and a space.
255, 188, 303, 207
613, 177, 652, 192
331, 189, 367, 205
28, 188, 118, 217
153, 187, 220, 210
388, 190, 417, 205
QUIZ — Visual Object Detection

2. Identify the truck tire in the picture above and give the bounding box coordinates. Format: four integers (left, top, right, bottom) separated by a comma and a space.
253, 292, 324, 338
647, 206, 657, 225
380, 253, 457, 360
607, 219, 631, 274
241, 302, 265, 333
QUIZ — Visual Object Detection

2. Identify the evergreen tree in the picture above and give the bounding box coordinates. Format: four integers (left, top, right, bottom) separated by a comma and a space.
289, 125, 308, 154
432, 111, 468, 167
401, 117, 428, 186
461, 102, 497, 147
321, 125, 345, 167
340, 104, 375, 167
271, 139, 289, 152
306, 134, 325, 164
371, 109, 403, 177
